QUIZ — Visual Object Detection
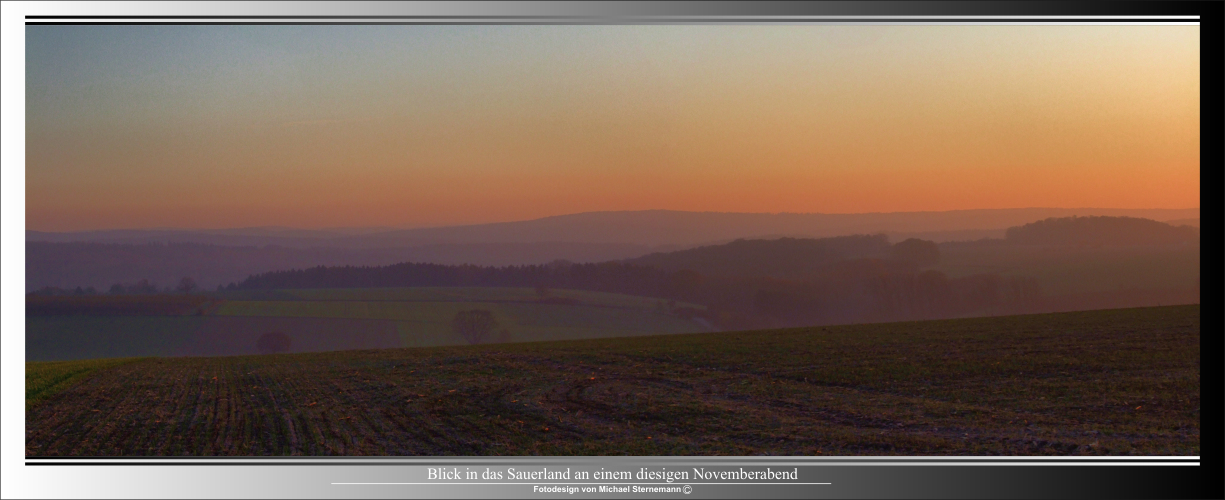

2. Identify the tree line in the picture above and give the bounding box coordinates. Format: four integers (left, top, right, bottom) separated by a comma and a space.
1005, 216, 1198, 246
29, 277, 201, 296
223, 242, 1041, 330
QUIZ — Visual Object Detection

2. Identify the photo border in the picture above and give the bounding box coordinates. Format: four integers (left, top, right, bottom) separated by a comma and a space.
3, 1, 1217, 498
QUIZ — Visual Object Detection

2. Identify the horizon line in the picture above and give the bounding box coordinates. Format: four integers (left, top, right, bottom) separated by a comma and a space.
25, 206, 1200, 234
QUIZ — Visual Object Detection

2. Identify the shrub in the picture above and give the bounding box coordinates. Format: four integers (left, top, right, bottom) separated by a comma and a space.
453, 310, 498, 345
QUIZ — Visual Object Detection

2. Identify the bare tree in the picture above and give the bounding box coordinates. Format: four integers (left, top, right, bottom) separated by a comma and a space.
452, 310, 499, 345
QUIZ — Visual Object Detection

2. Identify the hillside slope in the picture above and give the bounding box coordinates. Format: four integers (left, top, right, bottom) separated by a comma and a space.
626, 234, 893, 278
27, 305, 1199, 456
1006, 216, 1199, 246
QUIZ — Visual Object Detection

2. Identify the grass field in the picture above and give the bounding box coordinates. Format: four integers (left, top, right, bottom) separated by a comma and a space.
26, 316, 208, 361
216, 298, 703, 346
26, 357, 145, 410
25, 305, 1198, 456
228, 288, 708, 346
218, 287, 704, 310
26, 294, 219, 316
27, 287, 710, 361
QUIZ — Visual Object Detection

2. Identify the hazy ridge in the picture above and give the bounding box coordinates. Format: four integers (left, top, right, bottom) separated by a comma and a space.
26, 208, 1199, 292
27, 207, 1199, 248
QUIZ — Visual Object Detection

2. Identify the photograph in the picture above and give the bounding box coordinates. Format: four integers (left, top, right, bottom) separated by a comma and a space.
4, 2, 1210, 499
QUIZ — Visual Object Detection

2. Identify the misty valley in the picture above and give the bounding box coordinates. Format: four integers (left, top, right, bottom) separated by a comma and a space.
27, 214, 1198, 360
24, 213, 1200, 456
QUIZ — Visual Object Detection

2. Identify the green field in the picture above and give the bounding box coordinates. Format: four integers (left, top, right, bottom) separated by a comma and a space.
215, 287, 708, 348
27, 288, 710, 361
221, 287, 703, 309
26, 316, 208, 361
26, 357, 145, 409
26, 305, 1199, 456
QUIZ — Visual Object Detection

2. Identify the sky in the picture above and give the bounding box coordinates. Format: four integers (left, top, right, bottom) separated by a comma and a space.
25, 25, 1200, 231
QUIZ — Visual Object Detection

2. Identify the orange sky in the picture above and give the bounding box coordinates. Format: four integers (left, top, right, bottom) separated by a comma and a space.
25, 25, 1200, 231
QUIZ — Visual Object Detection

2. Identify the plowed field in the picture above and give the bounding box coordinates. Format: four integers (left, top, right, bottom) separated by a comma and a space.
26, 305, 1199, 456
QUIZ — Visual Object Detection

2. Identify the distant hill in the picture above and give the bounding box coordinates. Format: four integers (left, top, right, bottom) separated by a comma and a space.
625, 235, 894, 279
204, 234, 1195, 330
28, 207, 1199, 249
24, 227, 375, 247
24, 241, 662, 292
25, 208, 1200, 292
1005, 216, 1199, 246
323, 208, 1205, 248
1164, 218, 1199, 228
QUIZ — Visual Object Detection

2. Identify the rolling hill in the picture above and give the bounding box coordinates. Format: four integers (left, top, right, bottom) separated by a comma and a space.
626, 234, 894, 278
26, 208, 1200, 292
1005, 216, 1199, 246
25, 305, 1200, 456
26, 287, 709, 361
29, 207, 1200, 248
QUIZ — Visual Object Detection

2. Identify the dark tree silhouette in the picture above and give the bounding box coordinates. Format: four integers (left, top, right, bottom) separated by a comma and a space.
892, 238, 940, 268
106, 279, 159, 295
629, 235, 891, 278
453, 310, 499, 345
176, 277, 198, 293
256, 332, 292, 354
1005, 216, 1198, 246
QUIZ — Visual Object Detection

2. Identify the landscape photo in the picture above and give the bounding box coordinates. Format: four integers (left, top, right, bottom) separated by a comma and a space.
24, 24, 1199, 457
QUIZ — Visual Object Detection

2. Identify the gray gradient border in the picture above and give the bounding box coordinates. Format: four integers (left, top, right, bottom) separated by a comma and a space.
4, 1, 1217, 499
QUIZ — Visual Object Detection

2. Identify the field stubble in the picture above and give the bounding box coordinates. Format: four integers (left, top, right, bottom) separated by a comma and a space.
25, 305, 1199, 456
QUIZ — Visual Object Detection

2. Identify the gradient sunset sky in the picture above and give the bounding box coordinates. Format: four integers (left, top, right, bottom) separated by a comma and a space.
25, 25, 1199, 231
